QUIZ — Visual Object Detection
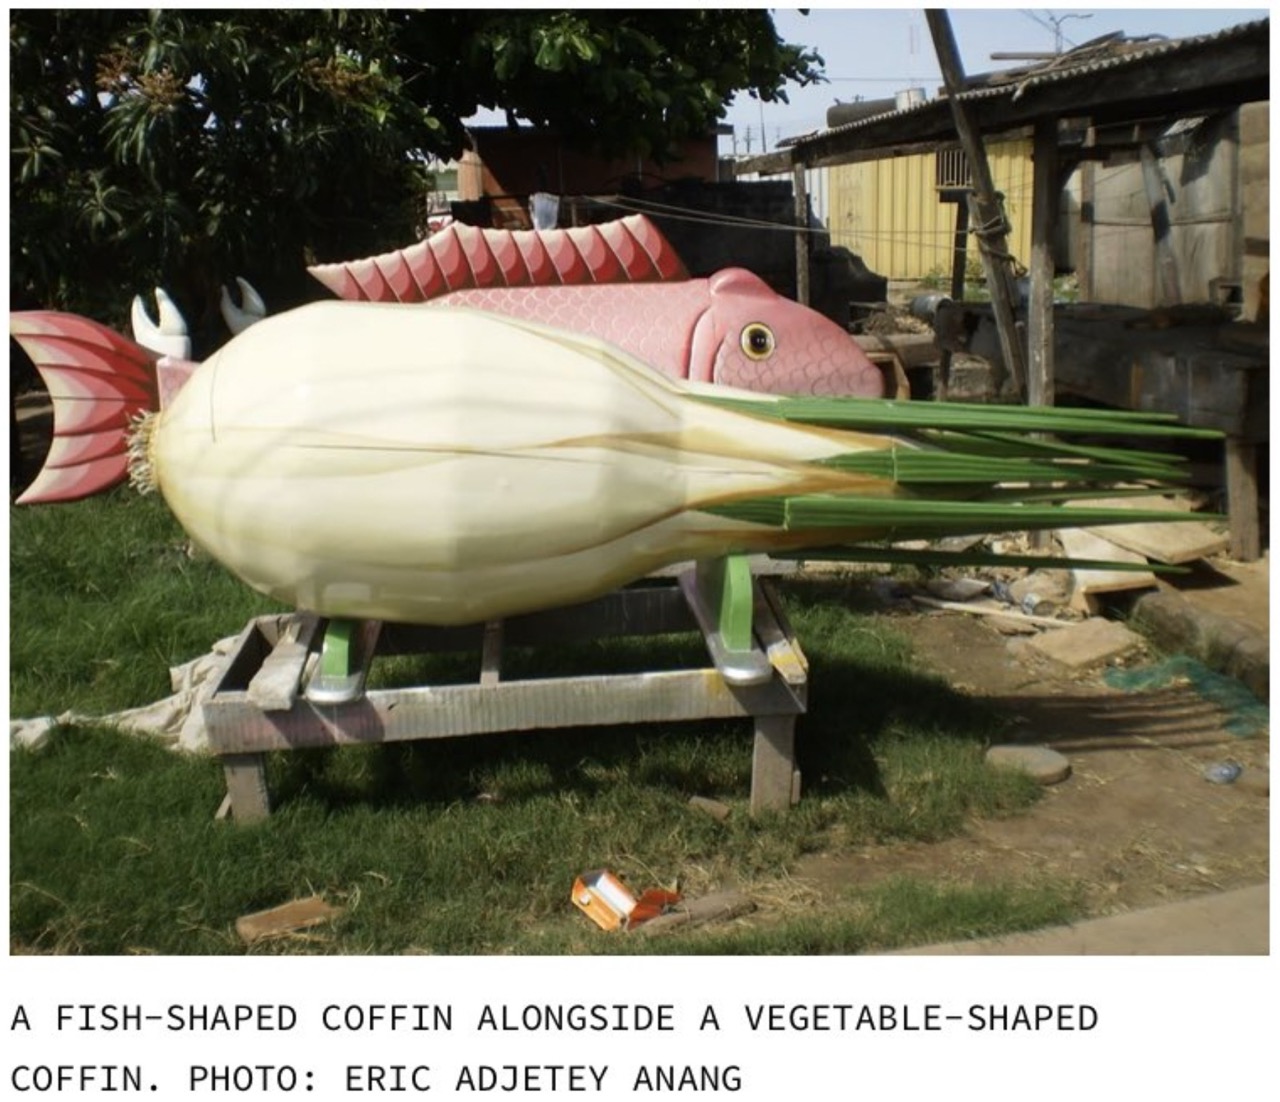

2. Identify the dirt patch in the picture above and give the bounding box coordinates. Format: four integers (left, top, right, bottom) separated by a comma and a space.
794, 606, 1269, 920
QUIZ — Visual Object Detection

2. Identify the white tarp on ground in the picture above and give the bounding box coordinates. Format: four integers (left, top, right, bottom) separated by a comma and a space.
10, 635, 239, 755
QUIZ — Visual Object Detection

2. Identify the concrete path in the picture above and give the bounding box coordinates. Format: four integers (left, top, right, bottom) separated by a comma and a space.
890, 883, 1269, 955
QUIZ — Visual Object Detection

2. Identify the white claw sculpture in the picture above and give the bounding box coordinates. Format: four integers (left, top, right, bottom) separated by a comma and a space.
219, 277, 267, 335
130, 287, 191, 359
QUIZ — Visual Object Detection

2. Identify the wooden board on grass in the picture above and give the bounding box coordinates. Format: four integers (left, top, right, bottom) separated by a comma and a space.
236, 895, 342, 944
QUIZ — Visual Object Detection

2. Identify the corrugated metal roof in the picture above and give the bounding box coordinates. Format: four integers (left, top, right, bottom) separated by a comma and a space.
785, 17, 1268, 149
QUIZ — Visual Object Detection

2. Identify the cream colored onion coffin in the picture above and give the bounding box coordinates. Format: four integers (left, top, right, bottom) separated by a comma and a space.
149, 302, 854, 625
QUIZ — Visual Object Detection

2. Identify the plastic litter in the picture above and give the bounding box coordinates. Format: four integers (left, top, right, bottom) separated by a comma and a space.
572, 869, 681, 931
1203, 761, 1243, 785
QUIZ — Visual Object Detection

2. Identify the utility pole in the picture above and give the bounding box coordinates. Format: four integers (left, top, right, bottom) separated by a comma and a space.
1047, 11, 1091, 53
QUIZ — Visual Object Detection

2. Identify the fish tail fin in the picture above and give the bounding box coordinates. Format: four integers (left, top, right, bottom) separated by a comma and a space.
11, 311, 160, 504
307, 213, 689, 302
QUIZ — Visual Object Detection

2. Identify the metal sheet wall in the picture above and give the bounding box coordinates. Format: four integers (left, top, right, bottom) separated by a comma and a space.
825, 138, 1035, 281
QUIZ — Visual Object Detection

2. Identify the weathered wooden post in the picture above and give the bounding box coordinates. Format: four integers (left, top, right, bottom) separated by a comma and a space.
793, 161, 811, 307
926, 8, 1029, 401
1028, 118, 1059, 412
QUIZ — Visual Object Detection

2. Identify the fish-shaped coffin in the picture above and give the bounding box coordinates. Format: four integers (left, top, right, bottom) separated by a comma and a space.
309, 215, 889, 398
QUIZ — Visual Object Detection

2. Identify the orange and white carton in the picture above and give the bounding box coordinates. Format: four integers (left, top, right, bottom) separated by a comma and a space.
572, 870, 680, 931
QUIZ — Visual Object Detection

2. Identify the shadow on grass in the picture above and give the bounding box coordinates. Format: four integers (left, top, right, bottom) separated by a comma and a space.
268, 635, 999, 820
11, 580, 1022, 955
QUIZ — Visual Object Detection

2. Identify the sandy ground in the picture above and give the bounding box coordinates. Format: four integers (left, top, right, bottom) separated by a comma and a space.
792, 591, 1269, 945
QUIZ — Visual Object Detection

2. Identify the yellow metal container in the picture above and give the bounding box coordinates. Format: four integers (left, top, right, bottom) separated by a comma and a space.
827, 138, 1034, 281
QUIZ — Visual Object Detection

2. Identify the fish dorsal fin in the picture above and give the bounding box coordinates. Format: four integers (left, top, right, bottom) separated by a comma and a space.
308, 214, 689, 302
11, 311, 160, 504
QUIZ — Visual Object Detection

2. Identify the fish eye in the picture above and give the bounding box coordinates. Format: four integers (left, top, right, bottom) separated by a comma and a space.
739, 323, 776, 361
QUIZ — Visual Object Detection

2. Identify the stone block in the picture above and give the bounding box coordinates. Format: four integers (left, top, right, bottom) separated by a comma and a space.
1026, 618, 1143, 670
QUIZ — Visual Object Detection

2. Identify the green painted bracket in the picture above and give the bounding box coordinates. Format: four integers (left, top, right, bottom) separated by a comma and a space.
320, 618, 355, 682
697, 553, 755, 653
306, 618, 382, 705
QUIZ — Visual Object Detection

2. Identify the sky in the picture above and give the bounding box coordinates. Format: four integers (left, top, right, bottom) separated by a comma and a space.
719, 6, 1268, 154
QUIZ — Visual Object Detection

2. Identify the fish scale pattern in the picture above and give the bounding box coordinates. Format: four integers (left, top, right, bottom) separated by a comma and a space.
432, 282, 709, 380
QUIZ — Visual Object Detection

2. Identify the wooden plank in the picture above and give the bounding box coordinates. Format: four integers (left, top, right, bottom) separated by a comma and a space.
1084, 521, 1227, 565
788, 32, 1266, 168
1226, 438, 1261, 561
1028, 117, 1058, 409
911, 594, 1070, 629
210, 618, 275, 695
206, 666, 806, 754
753, 587, 808, 687
1057, 527, 1158, 613
1079, 155, 1096, 301
1079, 496, 1227, 564
750, 714, 797, 815
1027, 117, 1059, 552
854, 333, 941, 369
632, 891, 756, 937
733, 150, 792, 177
1058, 527, 1158, 585
247, 614, 320, 711
221, 753, 270, 823
236, 896, 342, 944
1140, 143, 1182, 305
863, 351, 912, 399
793, 163, 811, 306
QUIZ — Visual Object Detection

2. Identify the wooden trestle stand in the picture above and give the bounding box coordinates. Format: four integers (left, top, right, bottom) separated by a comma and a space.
203, 556, 809, 824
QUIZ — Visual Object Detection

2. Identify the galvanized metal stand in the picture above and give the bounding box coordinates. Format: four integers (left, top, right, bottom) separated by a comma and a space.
203, 557, 808, 824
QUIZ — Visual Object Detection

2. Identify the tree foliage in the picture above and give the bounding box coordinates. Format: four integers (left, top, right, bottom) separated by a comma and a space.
10, 9, 821, 345
438, 10, 821, 158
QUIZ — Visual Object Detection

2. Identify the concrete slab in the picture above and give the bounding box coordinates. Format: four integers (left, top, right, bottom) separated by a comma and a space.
1132, 588, 1270, 702
1026, 618, 1144, 670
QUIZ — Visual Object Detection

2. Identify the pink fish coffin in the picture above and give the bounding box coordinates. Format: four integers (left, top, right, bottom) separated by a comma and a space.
308, 215, 889, 399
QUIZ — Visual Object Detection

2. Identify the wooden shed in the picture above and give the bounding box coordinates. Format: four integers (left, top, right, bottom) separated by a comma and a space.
736, 17, 1269, 561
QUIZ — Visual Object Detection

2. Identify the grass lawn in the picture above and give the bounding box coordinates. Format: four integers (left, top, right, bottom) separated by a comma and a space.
10, 492, 1079, 954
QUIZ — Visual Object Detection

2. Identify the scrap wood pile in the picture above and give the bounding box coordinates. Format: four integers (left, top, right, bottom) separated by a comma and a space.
792, 484, 1231, 668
